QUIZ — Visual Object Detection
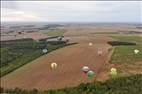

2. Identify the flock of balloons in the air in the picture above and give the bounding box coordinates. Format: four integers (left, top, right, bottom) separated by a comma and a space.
42, 42, 140, 78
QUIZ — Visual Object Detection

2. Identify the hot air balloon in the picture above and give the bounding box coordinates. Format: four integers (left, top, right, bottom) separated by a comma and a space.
110, 68, 117, 78
87, 70, 94, 78
89, 42, 93, 46
51, 62, 58, 69
134, 49, 139, 54
97, 50, 103, 56
82, 66, 90, 73
42, 48, 48, 54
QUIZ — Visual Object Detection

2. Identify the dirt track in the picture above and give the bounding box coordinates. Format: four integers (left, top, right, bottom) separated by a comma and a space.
1, 28, 115, 90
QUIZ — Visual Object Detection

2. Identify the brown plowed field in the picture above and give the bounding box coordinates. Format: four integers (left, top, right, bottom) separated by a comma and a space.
1, 28, 115, 90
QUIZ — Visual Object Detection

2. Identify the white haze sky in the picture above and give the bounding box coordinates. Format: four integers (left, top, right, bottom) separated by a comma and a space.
1, 1, 142, 23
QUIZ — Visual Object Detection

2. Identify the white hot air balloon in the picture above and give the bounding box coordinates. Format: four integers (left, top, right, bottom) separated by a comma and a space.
97, 50, 103, 56
89, 42, 93, 46
82, 66, 90, 73
42, 49, 48, 54
134, 49, 139, 54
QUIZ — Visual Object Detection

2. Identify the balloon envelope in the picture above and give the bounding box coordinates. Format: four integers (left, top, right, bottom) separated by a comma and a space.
97, 50, 103, 56
134, 49, 139, 54
111, 68, 117, 72
42, 49, 48, 53
110, 68, 117, 78
89, 42, 93, 46
51, 63, 57, 69
87, 70, 94, 77
82, 66, 90, 73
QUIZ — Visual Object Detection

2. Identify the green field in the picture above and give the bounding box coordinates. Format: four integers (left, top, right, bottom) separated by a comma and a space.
1, 74, 142, 94
109, 45, 142, 64
109, 35, 142, 64
43, 29, 66, 37
0, 39, 69, 77
110, 35, 142, 43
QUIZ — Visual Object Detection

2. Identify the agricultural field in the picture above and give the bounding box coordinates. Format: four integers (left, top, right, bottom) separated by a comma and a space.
43, 29, 66, 37
0, 38, 69, 77
109, 35, 142, 64
1, 25, 142, 93
1, 1, 142, 93
109, 45, 142, 64
107, 35, 142, 77
110, 35, 142, 43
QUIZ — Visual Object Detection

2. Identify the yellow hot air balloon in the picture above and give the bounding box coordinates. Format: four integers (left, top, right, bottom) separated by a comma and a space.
51, 62, 58, 69
110, 68, 117, 78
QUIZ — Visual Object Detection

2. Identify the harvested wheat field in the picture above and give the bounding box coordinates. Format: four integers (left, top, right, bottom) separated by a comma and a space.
1, 32, 48, 41
1, 27, 115, 90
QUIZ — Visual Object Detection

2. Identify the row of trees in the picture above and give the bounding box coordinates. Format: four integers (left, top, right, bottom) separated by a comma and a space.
107, 41, 136, 46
